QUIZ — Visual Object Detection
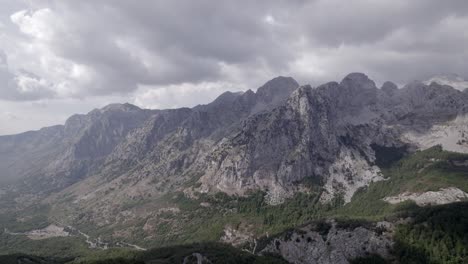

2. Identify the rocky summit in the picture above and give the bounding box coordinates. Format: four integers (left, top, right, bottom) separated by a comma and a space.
1, 73, 468, 264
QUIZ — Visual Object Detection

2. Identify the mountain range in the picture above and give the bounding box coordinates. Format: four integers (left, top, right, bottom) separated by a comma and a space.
0, 73, 467, 264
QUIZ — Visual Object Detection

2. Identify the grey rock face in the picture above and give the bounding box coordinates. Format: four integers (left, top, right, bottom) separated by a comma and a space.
392, 81, 466, 124
199, 73, 400, 200
1, 73, 467, 216
0, 77, 298, 195
383, 187, 468, 206
261, 221, 393, 264
0, 103, 156, 191
197, 72, 468, 202
255, 76, 299, 105
380, 81, 398, 96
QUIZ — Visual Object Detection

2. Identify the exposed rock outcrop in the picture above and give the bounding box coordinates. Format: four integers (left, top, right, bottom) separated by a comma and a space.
383, 187, 468, 206
402, 114, 468, 153
261, 221, 393, 264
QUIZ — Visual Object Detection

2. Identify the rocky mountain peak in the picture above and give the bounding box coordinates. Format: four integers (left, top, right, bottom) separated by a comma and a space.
196, 77, 297, 116
205, 91, 243, 108
332, 73, 378, 112
255, 76, 299, 103
340, 72, 376, 90
402, 80, 463, 97
101, 103, 141, 112
63, 103, 146, 138
381, 81, 398, 96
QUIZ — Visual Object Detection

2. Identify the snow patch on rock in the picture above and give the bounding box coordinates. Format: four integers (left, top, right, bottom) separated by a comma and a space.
383, 187, 468, 206
320, 148, 384, 203
402, 115, 468, 153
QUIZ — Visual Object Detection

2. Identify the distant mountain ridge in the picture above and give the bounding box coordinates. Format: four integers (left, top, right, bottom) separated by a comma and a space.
424, 73, 468, 91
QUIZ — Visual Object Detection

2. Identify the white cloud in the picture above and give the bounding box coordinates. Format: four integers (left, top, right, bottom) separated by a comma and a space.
10, 8, 58, 41
14, 71, 51, 94
134, 81, 246, 109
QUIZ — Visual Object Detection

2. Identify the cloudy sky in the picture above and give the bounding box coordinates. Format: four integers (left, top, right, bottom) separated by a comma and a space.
1, 0, 467, 135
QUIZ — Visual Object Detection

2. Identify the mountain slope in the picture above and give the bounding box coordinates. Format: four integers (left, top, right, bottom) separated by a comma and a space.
0, 73, 467, 263
0, 104, 156, 190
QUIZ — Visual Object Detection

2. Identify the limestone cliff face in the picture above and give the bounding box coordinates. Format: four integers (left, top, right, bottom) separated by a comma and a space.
45, 104, 156, 187
260, 221, 394, 264
197, 73, 468, 202
1, 73, 467, 215
199, 73, 403, 201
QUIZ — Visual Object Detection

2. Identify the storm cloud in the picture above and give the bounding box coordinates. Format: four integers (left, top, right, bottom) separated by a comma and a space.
0, 0, 468, 134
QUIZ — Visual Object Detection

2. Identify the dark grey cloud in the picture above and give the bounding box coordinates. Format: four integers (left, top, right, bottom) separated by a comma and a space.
10, 0, 294, 97
284, 0, 468, 85
3, 0, 468, 99
295, 0, 468, 46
